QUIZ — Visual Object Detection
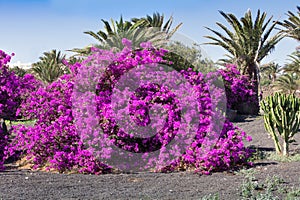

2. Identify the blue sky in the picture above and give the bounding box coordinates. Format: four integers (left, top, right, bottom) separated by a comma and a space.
0, 0, 299, 66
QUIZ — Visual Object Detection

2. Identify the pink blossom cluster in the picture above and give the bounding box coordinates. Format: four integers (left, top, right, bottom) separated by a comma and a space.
218, 64, 257, 110
0, 50, 40, 170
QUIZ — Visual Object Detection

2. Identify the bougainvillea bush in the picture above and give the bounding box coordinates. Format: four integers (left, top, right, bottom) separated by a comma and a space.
10, 75, 109, 174
8, 40, 253, 174
218, 64, 256, 111
0, 50, 40, 170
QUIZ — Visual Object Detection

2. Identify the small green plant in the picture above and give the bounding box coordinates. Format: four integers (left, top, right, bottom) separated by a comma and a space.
260, 93, 300, 156
236, 168, 257, 180
268, 152, 300, 162
286, 187, 300, 200
200, 193, 220, 200
265, 175, 285, 192
239, 173, 300, 200
249, 148, 300, 162
240, 174, 284, 200
237, 169, 259, 199
240, 178, 257, 199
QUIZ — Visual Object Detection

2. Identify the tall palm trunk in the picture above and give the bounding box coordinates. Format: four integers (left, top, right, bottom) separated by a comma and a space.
235, 62, 260, 115
247, 62, 260, 115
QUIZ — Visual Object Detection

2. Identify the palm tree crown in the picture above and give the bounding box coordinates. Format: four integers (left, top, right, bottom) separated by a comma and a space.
283, 51, 300, 77
272, 73, 299, 95
71, 13, 182, 55
31, 50, 69, 84
205, 9, 283, 79
131, 12, 182, 40
278, 6, 300, 41
260, 62, 282, 83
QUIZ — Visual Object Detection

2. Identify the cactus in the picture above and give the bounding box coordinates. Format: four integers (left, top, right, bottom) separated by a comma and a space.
260, 93, 300, 156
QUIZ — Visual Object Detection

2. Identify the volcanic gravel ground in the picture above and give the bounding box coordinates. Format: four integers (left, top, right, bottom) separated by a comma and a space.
0, 116, 299, 200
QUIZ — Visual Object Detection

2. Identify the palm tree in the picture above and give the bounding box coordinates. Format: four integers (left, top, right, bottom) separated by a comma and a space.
31, 50, 69, 84
204, 9, 283, 114
272, 73, 299, 94
280, 51, 300, 96
72, 16, 143, 54
283, 51, 300, 77
260, 62, 282, 83
9, 66, 27, 77
277, 6, 300, 41
71, 13, 182, 55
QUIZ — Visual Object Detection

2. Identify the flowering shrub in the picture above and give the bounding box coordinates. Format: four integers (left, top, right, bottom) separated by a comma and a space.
0, 50, 40, 171
0, 50, 40, 120
9, 40, 253, 174
218, 64, 256, 110
172, 70, 253, 174
10, 75, 110, 174
0, 50, 21, 120
0, 50, 12, 170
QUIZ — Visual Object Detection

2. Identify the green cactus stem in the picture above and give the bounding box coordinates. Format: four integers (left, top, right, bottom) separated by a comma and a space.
260, 93, 300, 156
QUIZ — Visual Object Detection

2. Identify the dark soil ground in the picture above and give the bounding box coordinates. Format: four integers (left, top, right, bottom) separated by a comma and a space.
0, 116, 299, 200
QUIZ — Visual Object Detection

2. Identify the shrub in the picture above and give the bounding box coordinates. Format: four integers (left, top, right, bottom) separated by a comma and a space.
218, 64, 257, 111
0, 50, 40, 171
9, 40, 253, 174
0, 50, 40, 120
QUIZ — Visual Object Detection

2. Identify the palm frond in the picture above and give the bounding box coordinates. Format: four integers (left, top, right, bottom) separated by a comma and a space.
31, 50, 69, 84
277, 6, 300, 41
204, 9, 282, 79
